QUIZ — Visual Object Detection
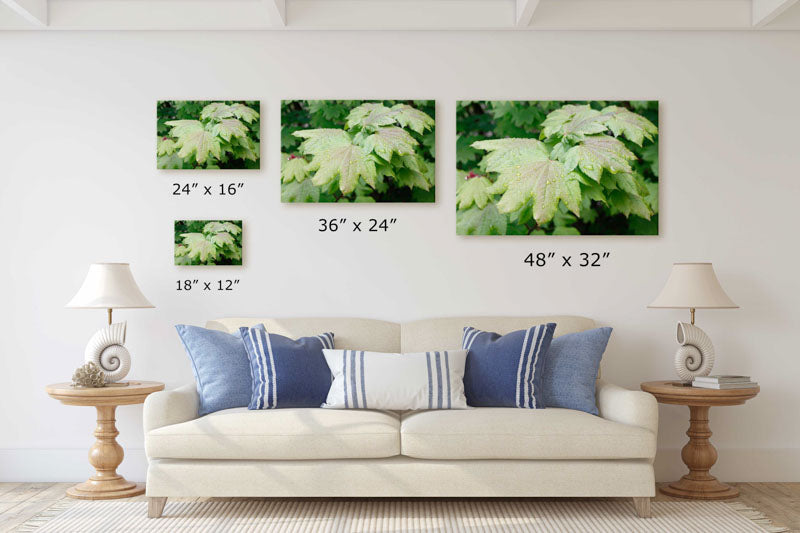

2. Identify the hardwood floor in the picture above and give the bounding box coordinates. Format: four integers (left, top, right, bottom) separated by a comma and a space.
0, 482, 798, 532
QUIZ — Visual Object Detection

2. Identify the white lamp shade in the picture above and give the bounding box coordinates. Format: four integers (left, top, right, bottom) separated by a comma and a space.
648, 262, 738, 309
66, 263, 154, 309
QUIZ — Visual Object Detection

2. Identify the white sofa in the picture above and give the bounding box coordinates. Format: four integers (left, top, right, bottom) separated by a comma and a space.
144, 316, 658, 518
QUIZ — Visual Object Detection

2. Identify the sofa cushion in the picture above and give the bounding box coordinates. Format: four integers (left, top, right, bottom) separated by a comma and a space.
146, 408, 400, 460
400, 408, 655, 460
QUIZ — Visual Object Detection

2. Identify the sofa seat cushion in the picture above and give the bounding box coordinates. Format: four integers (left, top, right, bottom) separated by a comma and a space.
146, 407, 400, 460
400, 408, 655, 460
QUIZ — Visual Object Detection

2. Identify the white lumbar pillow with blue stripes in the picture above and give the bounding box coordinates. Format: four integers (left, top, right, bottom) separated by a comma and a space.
321, 349, 468, 410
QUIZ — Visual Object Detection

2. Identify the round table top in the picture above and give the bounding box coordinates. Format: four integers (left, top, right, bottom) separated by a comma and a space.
46, 381, 165, 407
640, 380, 759, 407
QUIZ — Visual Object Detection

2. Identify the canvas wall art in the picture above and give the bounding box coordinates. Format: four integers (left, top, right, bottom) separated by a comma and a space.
174, 220, 243, 266
157, 101, 260, 169
456, 101, 659, 235
281, 100, 435, 203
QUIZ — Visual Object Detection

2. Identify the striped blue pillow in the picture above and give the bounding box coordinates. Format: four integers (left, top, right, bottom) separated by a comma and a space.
462, 323, 556, 408
239, 324, 334, 409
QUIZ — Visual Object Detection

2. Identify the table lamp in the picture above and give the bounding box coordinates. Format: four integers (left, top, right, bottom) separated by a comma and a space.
66, 263, 154, 384
648, 263, 738, 383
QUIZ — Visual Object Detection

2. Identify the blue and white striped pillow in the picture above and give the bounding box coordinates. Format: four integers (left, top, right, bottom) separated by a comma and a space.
462, 323, 556, 408
321, 349, 468, 410
239, 324, 334, 409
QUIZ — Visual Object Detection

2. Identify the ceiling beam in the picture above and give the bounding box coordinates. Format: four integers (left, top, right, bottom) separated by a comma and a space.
752, 0, 799, 26
1, 0, 47, 26
516, 0, 540, 27
264, 0, 286, 26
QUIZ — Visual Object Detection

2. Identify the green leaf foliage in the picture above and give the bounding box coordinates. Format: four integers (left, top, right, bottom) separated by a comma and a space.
282, 100, 435, 203
174, 220, 243, 266
457, 101, 658, 235
157, 101, 260, 169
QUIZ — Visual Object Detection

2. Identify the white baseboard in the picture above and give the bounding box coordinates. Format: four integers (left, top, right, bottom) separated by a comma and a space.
2, 448, 798, 483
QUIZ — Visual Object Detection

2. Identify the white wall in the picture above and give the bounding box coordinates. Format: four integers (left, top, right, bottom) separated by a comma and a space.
1, 30, 798, 483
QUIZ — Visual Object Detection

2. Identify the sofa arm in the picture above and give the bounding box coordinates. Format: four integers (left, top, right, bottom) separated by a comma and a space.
596, 379, 658, 435
143, 384, 199, 433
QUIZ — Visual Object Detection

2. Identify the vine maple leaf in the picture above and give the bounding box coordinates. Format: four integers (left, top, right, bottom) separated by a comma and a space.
473, 138, 549, 172
541, 105, 607, 139
563, 136, 636, 181
346, 103, 396, 130
203, 221, 241, 235
310, 144, 377, 194
200, 103, 234, 121
456, 173, 492, 209
282, 179, 320, 203
601, 106, 658, 146
473, 138, 581, 224
363, 127, 418, 161
390, 104, 434, 134
175, 130, 221, 165
211, 118, 248, 141
157, 137, 177, 156
165, 120, 203, 138
180, 233, 218, 263
457, 204, 507, 235
209, 232, 235, 248
293, 129, 352, 156
294, 129, 378, 194
228, 103, 259, 123
281, 154, 310, 183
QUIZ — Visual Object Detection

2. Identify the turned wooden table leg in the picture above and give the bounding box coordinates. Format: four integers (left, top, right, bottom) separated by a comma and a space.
660, 405, 739, 500
66, 405, 145, 500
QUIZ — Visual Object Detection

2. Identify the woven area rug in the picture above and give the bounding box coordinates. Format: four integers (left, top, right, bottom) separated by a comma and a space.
16, 499, 788, 533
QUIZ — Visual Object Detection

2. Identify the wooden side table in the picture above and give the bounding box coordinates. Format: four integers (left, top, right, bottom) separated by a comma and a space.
640, 380, 759, 500
45, 381, 165, 500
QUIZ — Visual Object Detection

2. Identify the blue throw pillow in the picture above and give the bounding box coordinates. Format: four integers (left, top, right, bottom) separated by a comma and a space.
542, 327, 613, 415
461, 324, 556, 408
240, 324, 334, 409
175, 325, 252, 417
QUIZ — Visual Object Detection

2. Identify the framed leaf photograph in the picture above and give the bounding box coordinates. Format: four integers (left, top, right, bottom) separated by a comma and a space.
456, 101, 659, 235
157, 101, 260, 169
174, 220, 243, 266
281, 100, 435, 203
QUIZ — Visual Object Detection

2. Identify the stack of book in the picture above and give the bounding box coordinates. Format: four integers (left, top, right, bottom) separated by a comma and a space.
692, 375, 758, 389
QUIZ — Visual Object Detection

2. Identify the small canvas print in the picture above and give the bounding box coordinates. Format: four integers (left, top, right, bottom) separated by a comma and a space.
174, 220, 243, 266
456, 101, 659, 236
281, 100, 435, 203
157, 101, 260, 169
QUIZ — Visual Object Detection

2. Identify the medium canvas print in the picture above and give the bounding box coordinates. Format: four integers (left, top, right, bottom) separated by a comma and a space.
456, 101, 659, 235
174, 220, 243, 266
281, 100, 435, 203
157, 101, 260, 169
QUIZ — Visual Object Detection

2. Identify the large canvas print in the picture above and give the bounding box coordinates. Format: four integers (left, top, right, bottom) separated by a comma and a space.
281, 100, 435, 203
157, 101, 260, 169
456, 101, 659, 235
174, 220, 243, 266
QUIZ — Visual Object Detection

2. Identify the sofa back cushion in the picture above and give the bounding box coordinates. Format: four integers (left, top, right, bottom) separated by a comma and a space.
208, 317, 401, 352
401, 316, 595, 352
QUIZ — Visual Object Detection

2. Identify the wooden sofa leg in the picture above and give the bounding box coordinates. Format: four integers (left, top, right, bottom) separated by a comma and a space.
632, 497, 652, 518
148, 497, 167, 518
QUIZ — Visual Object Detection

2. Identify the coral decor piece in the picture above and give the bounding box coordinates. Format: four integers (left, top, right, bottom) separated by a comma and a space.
71, 361, 106, 388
